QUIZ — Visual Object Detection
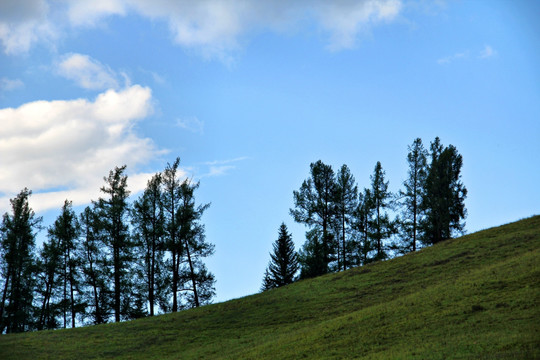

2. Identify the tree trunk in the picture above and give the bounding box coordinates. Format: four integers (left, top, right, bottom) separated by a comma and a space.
184, 241, 199, 307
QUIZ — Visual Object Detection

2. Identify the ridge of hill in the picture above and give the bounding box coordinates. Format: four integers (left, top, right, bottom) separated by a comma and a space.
1, 216, 539, 359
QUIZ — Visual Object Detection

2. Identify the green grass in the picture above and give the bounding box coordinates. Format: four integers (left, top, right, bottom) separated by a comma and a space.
1, 216, 539, 359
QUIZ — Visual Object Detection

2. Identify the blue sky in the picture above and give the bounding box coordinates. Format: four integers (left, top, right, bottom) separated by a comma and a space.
1, 0, 539, 303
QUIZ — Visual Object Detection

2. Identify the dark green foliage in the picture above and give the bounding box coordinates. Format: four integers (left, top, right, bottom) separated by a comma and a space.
333, 165, 358, 271
398, 138, 428, 253
420, 137, 467, 244
368, 161, 394, 261
176, 179, 214, 308
94, 165, 133, 322
261, 223, 299, 289
162, 158, 183, 312
162, 157, 215, 310
0, 189, 42, 333
35, 231, 62, 330
298, 228, 328, 279
35, 200, 82, 330
50, 200, 81, 328
78, 206, 112, 325
131, 173, 167, 316
352, 189, 375, 266
291, 160, 336, 276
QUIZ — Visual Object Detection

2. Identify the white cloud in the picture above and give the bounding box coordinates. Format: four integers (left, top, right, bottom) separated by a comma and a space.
1, 0, 404, 58
479, 44, 496, 59
437, 50, 468, 65
0, 85, 163, 213
57, 53, 120, 90
201, 157, 249, 177
0, 77, 24, 91
176, 116, 204, 134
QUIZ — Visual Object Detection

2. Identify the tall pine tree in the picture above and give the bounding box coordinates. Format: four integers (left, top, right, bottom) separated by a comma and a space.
176, 179, 214, 308
0, 189, 42, 333
398, 138, 428, 252
421, 137, 467, 244
369, 162, 393, 261
334, 165, 358, 271
131, 173, 167, 316
261, 223, 298, 289
290, 160, 336, 276
94, 165, 132, 322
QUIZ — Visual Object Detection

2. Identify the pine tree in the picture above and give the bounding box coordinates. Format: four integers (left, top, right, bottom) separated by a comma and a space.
290, 160, 336, 276
132, 173, 166, 316
369, 162, 393, 261
298, 228, 327, 279
262, 223, 299, 289
48, 200, 81, 328
260, 267, 274, 292
0, 189, 42, 333
79, 206, 111, 325
421, 137, 467, 244
162, 158, 183, 312
334, 165, 358, 271
399, 138, 428, 252
176, 179, 214, 308
352, 188, 374, 265
94, 165, 132, 322
35, 232, 62, 330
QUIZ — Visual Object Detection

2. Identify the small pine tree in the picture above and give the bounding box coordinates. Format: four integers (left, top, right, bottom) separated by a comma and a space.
263, 223, 299, 288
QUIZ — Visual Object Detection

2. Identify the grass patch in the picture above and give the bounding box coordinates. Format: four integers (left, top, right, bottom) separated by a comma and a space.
1, 216, 539, 359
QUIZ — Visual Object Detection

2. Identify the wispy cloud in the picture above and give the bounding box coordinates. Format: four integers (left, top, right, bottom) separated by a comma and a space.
438, 44, 497, 65
176, 116, 204, 134
56, 53, 121, 90
201, 157, 249, 177
0, 77, 24, 92
479, 44, 496, 59
437, 50, 469, 65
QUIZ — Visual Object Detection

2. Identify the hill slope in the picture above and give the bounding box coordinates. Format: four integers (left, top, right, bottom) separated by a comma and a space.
1, 216, 539, 359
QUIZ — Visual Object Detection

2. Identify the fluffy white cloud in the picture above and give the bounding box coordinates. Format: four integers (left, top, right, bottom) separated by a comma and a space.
0, 85, 162, 213
1, 0, 403, 57
57, 53, 120, 90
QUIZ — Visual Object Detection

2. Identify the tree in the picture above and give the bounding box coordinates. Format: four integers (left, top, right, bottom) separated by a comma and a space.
48, 200, 81, 328
334, 165, 358, 271
94, 165, 132, 322
132, 173, 167, 316
298, 228, 327, 279
176, 179, 214, 308
421, 137, 467, 244
261, 223, 299, 290
79, 206, 111, 325
35, 231, 62, 330
0, 189, 42, 333
162, 158, 183, 312
369, 162, 393, 261
352, 188, 374, 266
398, 138, 428, 252
290, 160, 336, 276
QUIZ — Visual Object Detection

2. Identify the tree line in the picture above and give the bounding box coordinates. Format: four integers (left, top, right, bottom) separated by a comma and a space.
0, 157, 215, 333
262, 137, 467, 289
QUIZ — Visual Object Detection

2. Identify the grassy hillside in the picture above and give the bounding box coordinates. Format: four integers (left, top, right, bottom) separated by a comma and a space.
1, 216, 539, 359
